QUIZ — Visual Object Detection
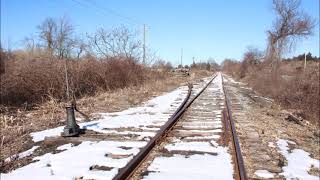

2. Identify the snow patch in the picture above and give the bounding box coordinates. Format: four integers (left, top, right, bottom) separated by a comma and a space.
56, 143, 73, 151
268, 142, 276, 148
254, 170, 274, 178
165, 141, 216, 153
183, 135, 220, 140
277, 139, 320, 180
5, 146, 39, 162
2, 141, 146, 180
143, 154, 233, 180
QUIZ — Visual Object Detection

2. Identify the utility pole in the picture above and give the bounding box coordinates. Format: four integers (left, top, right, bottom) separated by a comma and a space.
143, 24, 146, 64
180, 48, 183, 68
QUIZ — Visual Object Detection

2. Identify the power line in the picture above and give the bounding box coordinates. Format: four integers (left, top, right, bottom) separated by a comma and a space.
71, 0, 141, 26
84, 0, 141, 25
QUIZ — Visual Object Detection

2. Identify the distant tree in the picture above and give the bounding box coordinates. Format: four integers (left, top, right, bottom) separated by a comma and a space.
266, 0, 315, 78
207, 57, 219, 71
305, 52, 312, 61
240, 47, 263, 78
152, 59, 165, 68
283, 52, 320, 61
222, 59, 241, 77
23, 36, 36, 54
75, 38, 87, 59
191, 59, 197, 69
165, 61, 173, 70
206, 63, 210, 71
152, 59, 173, 71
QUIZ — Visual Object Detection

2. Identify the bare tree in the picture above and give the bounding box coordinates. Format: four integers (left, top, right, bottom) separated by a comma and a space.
75, 38, 87, 59
37, 17, 57, 57
23, 36, 36, 58
56, 17, 75, 59
89, 26, 141, 60
266, 0, 315, 77
152, 59, 173, 71
23, 36, 35, 53
37, 16, 77, 59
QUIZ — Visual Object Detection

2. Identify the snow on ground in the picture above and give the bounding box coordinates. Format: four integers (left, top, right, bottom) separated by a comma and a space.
143, 154, 233, 180
254, 170, 274, 179
277, 139, 320, 180
30, 86, 188, 142
182, 135, 220, 140
5, 146, 40, 162
175, 129, 222, 133
223, 74, 243, 85
3, 78, 213, 180
181, 124, 222, 129
2, 141, 146, 180
165, 141, 219, 153
143, 139, 233, 180
268, 142, 276, 148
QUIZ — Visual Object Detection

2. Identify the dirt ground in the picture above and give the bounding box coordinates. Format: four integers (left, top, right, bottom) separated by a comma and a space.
0, 70, 212, 172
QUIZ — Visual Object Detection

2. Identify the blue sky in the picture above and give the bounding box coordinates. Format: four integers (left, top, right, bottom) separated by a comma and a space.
1, 0, 319, 65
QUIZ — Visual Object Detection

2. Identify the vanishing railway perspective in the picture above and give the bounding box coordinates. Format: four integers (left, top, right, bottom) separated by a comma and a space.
1, 0, 320, 180
116, 73, 240, 180
1, 72, 319, 180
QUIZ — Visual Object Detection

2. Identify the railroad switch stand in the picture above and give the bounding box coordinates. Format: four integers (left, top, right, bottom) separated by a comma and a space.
61, 105, 80, 137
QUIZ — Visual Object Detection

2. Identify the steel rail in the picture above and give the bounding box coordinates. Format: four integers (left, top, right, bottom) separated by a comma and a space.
222, 75, 248, 180
113, 74, 218, 180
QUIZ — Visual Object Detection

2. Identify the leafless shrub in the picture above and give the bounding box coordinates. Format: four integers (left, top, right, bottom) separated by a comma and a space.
0, 56, 148, 106
221, 59, 241, 78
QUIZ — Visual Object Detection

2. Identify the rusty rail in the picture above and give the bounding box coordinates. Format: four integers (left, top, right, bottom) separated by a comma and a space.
222, 75, 248, 180
113, 74, 218, 180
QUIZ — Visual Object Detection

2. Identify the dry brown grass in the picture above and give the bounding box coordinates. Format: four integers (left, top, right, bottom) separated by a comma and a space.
227, 60, 320, 125
0, 57, 148, 106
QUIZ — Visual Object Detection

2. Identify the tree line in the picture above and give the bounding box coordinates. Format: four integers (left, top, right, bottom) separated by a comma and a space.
1, 16, 143, 62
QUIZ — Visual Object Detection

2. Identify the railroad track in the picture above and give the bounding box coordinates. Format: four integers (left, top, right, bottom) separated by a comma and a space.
111, 72, 247, 180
